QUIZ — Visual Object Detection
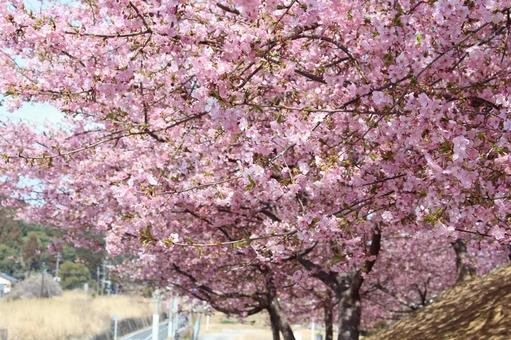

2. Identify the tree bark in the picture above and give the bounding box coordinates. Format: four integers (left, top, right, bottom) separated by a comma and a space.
324, 293, 334, 340
297, 227, 381, 340
451, 239, 476, 283
269, 308, 281, 340
337, 228, 380, 340
267, 299, 295, 340
337, 274, 362, 340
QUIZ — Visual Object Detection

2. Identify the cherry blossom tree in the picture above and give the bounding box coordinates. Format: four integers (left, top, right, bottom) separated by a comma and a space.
1, 1, 511, 339
361, 233, 509, 328
128, 235, 302, 340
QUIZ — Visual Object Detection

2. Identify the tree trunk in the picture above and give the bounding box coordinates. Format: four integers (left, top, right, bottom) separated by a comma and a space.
324, 293, 334, 340
297, 228, 381, 340
267, 299, 295, 340
336, 228, 380, 340
269, 308, 281, 340
452, 239, 476, 283
337, 275, 362, 340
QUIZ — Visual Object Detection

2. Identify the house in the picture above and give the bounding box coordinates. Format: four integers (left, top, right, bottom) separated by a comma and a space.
0, 273, 17, 297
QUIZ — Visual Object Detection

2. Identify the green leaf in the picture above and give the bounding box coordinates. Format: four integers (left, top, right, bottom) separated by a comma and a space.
416, 32, 423, 45
439, 140, 453, 154
244, 176, 257, 191
424, 207, 444, 225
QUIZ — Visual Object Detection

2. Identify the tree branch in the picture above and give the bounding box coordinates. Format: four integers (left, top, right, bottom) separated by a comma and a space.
216, 3, 240, 15
295, 69, 327, 84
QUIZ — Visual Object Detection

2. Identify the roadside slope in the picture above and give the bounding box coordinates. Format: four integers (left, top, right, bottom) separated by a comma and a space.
368, 264, 511, 340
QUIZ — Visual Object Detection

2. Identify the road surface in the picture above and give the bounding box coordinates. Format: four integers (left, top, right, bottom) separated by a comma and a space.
122, 322, 268, 340
120, 322, 169, 340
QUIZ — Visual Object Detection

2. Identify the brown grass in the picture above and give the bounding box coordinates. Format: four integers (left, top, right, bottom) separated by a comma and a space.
367, 264, 511, 340
0, 291, 152, 340
0, 290, 328, 340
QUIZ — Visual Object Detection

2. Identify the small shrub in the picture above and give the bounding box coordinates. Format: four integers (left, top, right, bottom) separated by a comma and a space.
60, 261, 92, 290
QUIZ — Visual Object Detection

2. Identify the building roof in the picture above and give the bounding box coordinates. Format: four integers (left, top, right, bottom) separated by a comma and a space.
0, 272, 18, 283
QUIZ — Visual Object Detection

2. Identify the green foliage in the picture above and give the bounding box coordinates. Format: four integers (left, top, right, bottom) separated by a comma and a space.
424, 207, 445, 225
0, 206, 25, 247
0, 205, 105, 281
0, 244, 21, 274
59, 261, 92, 289
22, 233, 43, 271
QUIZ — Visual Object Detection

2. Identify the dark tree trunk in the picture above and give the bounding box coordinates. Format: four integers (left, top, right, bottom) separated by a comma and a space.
324, 293, 334, 340
269, 308, 281, 340
297, 228, 381, 340
337, 274, 362, 340
451, 239, 476, 283
267, 299, 295, 340
336, 228, 380, 340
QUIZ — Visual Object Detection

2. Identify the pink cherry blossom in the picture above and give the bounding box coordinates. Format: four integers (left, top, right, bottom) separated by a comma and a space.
0, 1, 510, 339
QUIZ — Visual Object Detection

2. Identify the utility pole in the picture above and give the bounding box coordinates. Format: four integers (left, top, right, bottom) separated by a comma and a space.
97, 259, 111, 295
167, 297, 174, 339
101, 260, 106, 294
101, 259, 112, 295
192, 313, 202, 340
152, 289, 161, 340
40, 265, 47, 298
55, 252, 61, 282
311, 320, 316, 340
168, 296, 180, 339
204, 304, 210, 331
112, 315, 119, 340
96, 266, 100, 295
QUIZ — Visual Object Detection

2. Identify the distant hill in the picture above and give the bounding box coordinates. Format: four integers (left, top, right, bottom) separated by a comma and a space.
368, 264, 511, 339
0, 205, 104, 285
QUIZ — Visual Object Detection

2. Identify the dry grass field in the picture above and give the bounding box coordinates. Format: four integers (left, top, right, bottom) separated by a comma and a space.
0, 290, 324, 340
0, 291, 152, 340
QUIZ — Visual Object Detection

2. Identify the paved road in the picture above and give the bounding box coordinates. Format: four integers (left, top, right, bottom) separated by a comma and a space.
123, 313, 190, 340
120, 321, 169, 340
122, 323, 264, 340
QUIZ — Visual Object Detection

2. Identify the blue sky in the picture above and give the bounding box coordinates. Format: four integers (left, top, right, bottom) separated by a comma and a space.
2, 0, 71, 127
0, 98, 64, 129
0, 99, 65, 204
24, 0, 77, 11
